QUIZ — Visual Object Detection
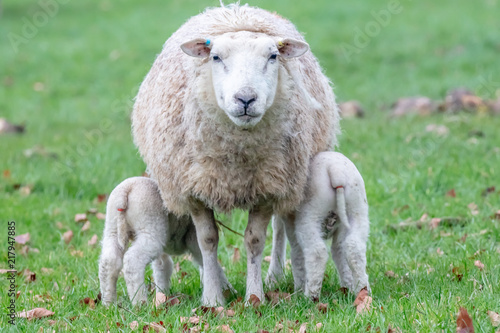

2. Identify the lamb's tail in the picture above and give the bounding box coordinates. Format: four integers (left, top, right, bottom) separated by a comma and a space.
327, 167, 350, 230
111, 182, 133, 249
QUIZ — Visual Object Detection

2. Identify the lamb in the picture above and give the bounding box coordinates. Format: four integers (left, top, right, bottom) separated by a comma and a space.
132, 4, 340, 305
98, 177, 232, 306
269, 152, 370, 300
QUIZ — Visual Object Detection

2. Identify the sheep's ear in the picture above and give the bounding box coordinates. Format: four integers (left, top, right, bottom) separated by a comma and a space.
181, 38, 212, 58
277, 38, 309, 58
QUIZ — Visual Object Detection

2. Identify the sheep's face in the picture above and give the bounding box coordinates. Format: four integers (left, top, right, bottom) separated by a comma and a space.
181, 33, 309, 127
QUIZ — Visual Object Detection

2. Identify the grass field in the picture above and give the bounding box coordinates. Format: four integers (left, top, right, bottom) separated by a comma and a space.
1, 0, 500, 331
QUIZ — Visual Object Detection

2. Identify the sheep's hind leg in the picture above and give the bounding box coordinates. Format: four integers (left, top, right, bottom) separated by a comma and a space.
152, 252, 173, 295
99, 234, 124, 306
343, 222, 370, 294
265, 215, 287, 287
330, 227, 354, 292
123, 235, 161, 306
245, 205, 273, 303
190, 204, 226, 306
283, 214, 306, 292
295, 210, 328, 301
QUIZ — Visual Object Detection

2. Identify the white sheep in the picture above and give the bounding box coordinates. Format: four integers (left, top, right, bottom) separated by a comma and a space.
269, 152, 370, 300
132, 4, 340, 305
98, 177, 232, 306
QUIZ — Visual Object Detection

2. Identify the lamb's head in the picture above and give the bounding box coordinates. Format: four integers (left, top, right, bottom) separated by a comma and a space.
181, 32, 309, 127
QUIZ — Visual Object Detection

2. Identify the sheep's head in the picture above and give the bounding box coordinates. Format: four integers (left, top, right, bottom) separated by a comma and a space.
181, 32, 309, 127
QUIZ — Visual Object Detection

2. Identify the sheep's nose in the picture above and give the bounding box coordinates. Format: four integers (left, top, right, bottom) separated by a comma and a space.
234, 89, 257, 109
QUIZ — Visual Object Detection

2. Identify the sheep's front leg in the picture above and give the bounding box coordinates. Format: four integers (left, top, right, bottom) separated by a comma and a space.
190, 203, 225, 305
245, 205, 273, 303
265, 215, 287, 287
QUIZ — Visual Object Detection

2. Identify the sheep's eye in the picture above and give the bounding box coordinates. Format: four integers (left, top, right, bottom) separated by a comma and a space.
213, 55, 220, 61
269, 54, 278, 60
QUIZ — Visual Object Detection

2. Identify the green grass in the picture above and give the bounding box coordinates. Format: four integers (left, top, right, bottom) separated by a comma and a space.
1, 0, 500, 331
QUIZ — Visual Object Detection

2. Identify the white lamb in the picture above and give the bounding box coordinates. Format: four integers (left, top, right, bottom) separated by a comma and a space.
98, 177, 232, 306
270, 152, 370, 300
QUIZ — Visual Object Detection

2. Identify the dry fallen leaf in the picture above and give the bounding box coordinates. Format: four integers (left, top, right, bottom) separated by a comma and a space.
129, 321, 139, 330
391, 96, 435, 117
15, 233, 30, 244
226, 309, 235, 317
468, 203, 479, 216
265, 291, 291, 305
339, 100, 365, 118
426, 124, 449, 136
249, 294, 261, 308
487, 311, 500, 327
17, 307, 54, 320
81, 221, 91, 232
74, 213, 88, 223
385, 271, 397, 278
446, 189, 457, 198
354, 287, 372, 314
264, 256, 272, 263
148, 322, 166, 333
430, 218, 442, 229
298, 323, 307, 333
474, 260, 485, 271
155, 292, 167, 307
0, 118, 25, 134
232, 247, 241, 263
41, 268, 54, 274
62, 230, 73, 244
217, 325, 234, 333
317, 302, 328, 313
457, 307, 474, 333
23, 269, 36, 283
88, 234, 98, 246
70, 250, 83, 257
80, 297, 96, 309
96, 212, 106, 220
388, 325, 403, 333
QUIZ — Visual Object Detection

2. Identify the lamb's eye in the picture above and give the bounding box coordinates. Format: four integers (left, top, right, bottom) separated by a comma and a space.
269, 54, 277, 60
213, 55, 220, 61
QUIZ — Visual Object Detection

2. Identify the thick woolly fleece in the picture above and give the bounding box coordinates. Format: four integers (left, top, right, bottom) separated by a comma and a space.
132, 4, 340, 216
98, 177, 232, 306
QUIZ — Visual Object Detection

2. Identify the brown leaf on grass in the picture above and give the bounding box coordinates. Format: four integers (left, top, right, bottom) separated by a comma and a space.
492, 210, 500, 220
88, 234, 98, 246
430, 218, 442, 229
256, 330, 270, 333
474, 260, 484, 271
232, 247, 241, 263
0, 118, 25, 134
426, 124, 449, 136
460, 233, 468, 243
317, 303, 328, 313
41, 268, 54, 274
446, 189, 457, 198
391, 96, 435, 117
15, 233, 30, 244
385, 271, 397, 279
87, 208, 98, 215
80, 297, 95, 309
264, 256, 272, 263
216, 325, 234, 333
488, 311, 500, 327
74, 213, 88, 223
265, 291, 291, 305
388, 326, 402, 333
129, 321, 139, 330
225, 309, 235, 317
23, 269, 36, 283
482, 186, 496, 197
298, 323, 307, 333
96, 212, 106, 220
81, 221, 91, 232
0, 269, 13, 274
155, 292, 167, 307
248, 294, 261, 308
354, 287, 372, 314
96, 194, 107, 203
456, 307, 474, 333
147, 322, 166, 333
468, 203, 479, 216
3, 169, 11, 178
339, 100, 365, 118
17, 307, 54, 320
452, 267, 464, 282
19, 185, 33, 196
70, 250, 83, 257
62, 230, 73, 244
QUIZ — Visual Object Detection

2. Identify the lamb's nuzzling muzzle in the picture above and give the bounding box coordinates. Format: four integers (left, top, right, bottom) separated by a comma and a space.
181, 34, 309, 128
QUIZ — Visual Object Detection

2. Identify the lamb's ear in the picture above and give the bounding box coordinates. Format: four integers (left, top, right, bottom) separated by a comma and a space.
277, 38, 309, 58
181, 38, 212, 58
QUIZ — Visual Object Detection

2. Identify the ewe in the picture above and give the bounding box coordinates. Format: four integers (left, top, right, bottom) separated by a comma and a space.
275, 152, 370, 300
132, 4, 340, 305
99, 177, 228, 305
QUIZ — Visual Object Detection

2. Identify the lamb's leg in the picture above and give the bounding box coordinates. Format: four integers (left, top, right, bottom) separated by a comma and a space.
190, 203, 225, 306
99, 234, 124, 306
330, 227, 354, 291
282, 214, 306, 292
343, 217, 370, 294
245, 205, 273, 303
123, 235, 162, 306
152, 253, 173, 295
295, 209, 329, 301
265, 215, 287, 287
